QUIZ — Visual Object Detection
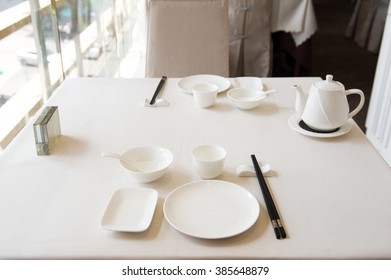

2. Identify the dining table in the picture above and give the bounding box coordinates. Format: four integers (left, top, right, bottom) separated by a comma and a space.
0, 76, 391, 259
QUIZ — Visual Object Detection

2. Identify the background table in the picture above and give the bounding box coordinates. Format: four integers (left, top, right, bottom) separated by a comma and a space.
271, 0, 317, 76
271, 0, 317, 46
1, 77, 390, 259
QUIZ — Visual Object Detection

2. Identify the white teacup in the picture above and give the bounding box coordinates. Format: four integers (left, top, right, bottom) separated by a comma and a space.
192, 145, 226, 179
192, 83, 218, 108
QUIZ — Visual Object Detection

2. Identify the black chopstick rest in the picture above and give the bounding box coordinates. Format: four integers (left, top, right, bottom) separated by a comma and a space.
251, 154, 287, 239
150, 76, 167, 105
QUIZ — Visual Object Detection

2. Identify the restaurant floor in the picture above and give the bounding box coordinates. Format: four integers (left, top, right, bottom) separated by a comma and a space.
273, 0, 379, 132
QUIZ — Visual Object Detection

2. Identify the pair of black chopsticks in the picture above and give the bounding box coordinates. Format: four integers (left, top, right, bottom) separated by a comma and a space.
251, 154, 287, 239
149, 76, 167, 105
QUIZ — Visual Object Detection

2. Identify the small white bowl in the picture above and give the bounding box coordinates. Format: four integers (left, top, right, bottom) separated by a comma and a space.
120, 146, 173, 183
227, 88, 267, 110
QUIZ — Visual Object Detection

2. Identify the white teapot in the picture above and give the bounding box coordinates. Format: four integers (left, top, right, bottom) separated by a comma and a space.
293, 75, 365, 131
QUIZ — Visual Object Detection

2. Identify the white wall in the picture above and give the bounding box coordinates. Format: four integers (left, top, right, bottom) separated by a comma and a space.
365, 4, 391, 166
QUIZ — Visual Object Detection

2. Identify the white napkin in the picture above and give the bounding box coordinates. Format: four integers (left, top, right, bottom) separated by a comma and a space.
234, 77, 264, 90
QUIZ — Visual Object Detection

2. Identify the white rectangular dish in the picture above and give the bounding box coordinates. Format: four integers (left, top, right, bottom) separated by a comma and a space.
101, 188, 158, 232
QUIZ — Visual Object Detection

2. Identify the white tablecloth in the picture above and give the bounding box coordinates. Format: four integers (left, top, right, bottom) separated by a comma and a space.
1, 77, 391, 259
272, 0, 318, 46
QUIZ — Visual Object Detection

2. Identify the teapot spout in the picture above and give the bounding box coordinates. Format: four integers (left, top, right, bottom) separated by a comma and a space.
293, 84, 307, 116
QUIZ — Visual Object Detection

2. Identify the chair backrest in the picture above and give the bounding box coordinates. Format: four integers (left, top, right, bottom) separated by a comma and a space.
146, 0, 229, 78
228, 0, 272, 77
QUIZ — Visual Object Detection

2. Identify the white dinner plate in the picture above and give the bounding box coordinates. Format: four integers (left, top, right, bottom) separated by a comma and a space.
163, 180, 260, 239
288, 114, 353, 138
178, 75, 231, 94
101, 188, 158, 232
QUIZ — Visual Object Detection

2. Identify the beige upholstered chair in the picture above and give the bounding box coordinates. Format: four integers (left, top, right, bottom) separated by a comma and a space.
346, 0, 389, 53
228, 0, 272, 77
146, 0, 230, 78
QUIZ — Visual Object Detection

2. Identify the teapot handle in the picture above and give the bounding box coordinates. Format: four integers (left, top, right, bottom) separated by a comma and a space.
346, 89, 365, 119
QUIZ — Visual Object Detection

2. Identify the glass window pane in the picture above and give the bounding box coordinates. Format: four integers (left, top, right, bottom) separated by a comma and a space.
0, 1, 44, 149
1, 0, 144, 150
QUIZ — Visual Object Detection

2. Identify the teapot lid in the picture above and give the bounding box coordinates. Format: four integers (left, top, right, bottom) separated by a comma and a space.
315, 75, 343, 90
